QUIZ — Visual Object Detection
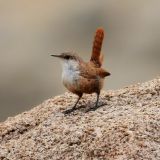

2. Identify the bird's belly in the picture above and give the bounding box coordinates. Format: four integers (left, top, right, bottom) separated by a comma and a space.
62, 67, 104, 94
62, 69, 80, 93
77, 77, 104, 94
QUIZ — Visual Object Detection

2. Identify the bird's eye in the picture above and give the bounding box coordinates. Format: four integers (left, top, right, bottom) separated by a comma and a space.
65, 55, 70, 59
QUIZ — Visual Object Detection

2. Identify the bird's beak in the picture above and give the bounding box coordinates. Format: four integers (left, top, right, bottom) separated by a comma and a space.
50, 54, 62, 58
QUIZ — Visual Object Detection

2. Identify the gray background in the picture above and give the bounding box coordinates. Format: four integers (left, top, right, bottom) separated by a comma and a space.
0, 0, 160, 121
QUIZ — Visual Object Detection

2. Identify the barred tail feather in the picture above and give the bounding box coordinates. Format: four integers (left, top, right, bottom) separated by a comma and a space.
90, 28, 104, 67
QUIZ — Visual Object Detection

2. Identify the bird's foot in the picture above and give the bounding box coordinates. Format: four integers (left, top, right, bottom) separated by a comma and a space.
63, 108, 75, 114
86, 106, 98, 112
85, 102, 107, 112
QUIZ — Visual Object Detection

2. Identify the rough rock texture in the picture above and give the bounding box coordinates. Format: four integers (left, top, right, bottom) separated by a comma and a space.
0, 77, 160, 160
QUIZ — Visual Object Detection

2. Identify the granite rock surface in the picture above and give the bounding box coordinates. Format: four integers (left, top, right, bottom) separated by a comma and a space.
0, 77, 160, 160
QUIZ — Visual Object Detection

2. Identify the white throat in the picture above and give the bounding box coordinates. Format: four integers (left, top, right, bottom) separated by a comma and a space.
61, 59, 80, 85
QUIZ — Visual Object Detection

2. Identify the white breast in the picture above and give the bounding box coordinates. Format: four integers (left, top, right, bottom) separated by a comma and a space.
62, 60, 80, 87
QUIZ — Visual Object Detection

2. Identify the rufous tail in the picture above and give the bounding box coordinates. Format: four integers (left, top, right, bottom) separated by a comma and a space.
90, 28, 104, 67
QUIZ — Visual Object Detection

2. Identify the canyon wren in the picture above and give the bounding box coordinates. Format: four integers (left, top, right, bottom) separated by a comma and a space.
51, 28, 110, 113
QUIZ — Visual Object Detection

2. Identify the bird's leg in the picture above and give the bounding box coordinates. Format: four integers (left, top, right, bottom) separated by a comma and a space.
87, 91, 100, 112
72, 95, 82, 110
63, 94, 82, 114
95, 91, 100, 108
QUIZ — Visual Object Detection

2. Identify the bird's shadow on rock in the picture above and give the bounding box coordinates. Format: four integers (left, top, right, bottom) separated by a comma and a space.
63, 101, 107, 115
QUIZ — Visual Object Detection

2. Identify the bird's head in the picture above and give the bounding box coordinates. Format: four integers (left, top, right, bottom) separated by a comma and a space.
51, 52, 82, 62
51, 52, 83, 71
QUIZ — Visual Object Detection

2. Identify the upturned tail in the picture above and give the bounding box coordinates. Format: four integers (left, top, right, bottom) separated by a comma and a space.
90, 28, 104, 67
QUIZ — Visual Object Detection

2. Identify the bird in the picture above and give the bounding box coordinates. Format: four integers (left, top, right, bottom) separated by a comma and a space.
51, 28, 110, 113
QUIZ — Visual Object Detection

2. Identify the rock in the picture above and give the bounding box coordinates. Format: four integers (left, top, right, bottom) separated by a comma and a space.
0, 77, 160, 160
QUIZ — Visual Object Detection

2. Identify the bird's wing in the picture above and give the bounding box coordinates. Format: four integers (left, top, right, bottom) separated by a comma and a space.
79, 65, 97, 79
79, 63, 110, 79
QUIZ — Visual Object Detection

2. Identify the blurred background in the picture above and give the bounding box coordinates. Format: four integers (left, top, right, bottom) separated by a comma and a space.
0, 0, 160, 121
